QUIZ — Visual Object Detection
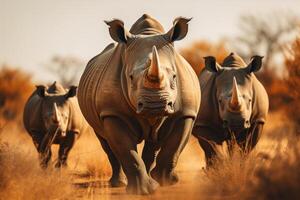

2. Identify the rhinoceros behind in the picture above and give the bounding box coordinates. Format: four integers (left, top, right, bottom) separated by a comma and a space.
23, 82, 87, 168
192, 52, 269, 166
78, 14, 200, 194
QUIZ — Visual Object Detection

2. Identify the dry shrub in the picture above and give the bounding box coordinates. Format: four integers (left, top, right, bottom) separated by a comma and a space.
180, 40, 229, 75
247, 35, 300, 122
189, 133, 300, 200
0, 66, 34, 127
284, 37, 300, 131
246, 139, 300, 200
0, 142, 75, 200
0, 123, 78, 200
196, 144, 264, 199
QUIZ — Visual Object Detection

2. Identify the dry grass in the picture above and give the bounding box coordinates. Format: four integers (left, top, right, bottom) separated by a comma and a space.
1, 112, 300, 200
184, 111, 298, 200
247, 139, 300, 200
0, 130, 75, 199
0, 124, 113, 200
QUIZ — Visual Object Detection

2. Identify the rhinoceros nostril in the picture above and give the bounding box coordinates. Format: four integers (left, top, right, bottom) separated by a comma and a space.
136, 102, 144, 114
52, 117, 59, 124
138, 102, 143, 108
245, 120, 250, 128
167, 101, 173, 107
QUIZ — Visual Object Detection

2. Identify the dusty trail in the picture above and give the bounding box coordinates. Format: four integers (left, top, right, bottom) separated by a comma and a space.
73, 170, 205, 200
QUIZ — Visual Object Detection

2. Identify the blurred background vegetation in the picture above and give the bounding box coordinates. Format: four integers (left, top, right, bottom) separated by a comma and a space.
1, 12, 299, 133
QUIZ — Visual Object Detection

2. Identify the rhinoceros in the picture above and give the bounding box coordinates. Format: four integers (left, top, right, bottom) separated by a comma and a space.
78, 14, 200, 194
23, 81, 87, 168
192, 53, 269, 166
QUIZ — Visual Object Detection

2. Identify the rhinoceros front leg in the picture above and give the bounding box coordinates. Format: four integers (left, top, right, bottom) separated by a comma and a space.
238, 122, 264, 153
30, 130, 43, 151
142, 140, 159, 174
103, 117, 159, 195
33, 131, 52, 168
151, 118, 193, 186
55, 131, 75, 168
97, 134, 127, 187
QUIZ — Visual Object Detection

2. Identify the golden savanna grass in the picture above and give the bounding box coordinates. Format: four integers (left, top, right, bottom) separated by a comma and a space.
1, 111, 300, 200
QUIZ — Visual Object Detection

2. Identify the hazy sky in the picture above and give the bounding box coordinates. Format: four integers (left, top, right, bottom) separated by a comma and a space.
1, 0, 299, 82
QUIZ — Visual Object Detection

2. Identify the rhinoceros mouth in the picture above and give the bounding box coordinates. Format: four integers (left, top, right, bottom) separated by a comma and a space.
223, 119, 250, 132
136, 99, 174, 116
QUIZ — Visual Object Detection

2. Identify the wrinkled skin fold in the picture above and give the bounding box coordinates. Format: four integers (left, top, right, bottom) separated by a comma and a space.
78, 14, 200, 194
192, 52, 269, 167
23, 82, 88, 168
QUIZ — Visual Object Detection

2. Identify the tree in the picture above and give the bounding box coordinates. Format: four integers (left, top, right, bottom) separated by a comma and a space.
231, 12, 299, 111
45, 55, 84, 87
180, 40, 229, 75
232, 12, 299, 71
284, 37, 300, 132
0, 67, 34, 127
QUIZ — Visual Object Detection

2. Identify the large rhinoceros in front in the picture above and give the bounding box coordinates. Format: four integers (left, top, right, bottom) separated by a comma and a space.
193, 53, 269, 166
78, 14, 200, 194
23, 82, 87, 168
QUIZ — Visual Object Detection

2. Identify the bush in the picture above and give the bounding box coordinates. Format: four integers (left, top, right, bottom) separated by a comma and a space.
180, 40, 229, 75
0, 67, 34, 127
0, 141, 75, 200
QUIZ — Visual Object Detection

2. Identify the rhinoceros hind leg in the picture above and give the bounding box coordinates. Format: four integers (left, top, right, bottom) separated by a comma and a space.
193, 126, 223, 168
55, 131, 75, 168
103, 117, 159, 194
142, 141, 159, 174
97, 135, 127, 187
198, 138, 218, 168
151, 118, 193, 186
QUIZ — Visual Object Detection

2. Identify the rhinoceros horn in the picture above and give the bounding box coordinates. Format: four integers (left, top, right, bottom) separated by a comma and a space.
147, 46, 164, 82
229, 77, 241, 110
53, 103, 60, 123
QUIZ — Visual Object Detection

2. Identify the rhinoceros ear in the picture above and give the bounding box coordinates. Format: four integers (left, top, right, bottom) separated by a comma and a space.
105, 19, 132, 43
36, 85, 46, 98
245, 55, 264, 73
204, 56, 223, 73
166, 17, 191, 42
65, 86, 77, 99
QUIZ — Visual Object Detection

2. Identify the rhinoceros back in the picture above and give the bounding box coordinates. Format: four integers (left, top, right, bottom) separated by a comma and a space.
78, 43, 119, 132
23, 91, 44, 135
195, 69, 220, 128
251, 74, 269, 124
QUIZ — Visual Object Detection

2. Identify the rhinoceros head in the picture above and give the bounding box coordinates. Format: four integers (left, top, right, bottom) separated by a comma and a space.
204, 53, 263, 132
36, 82, 77, 136
105, 15, 191, 116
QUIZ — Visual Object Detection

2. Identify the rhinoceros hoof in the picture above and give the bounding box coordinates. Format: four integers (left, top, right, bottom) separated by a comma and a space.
151, 170, 179, 186
54, 161, 67, 168
109, 176, 127, 187
40, 162, 48, 169
126, 177, 159, 195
